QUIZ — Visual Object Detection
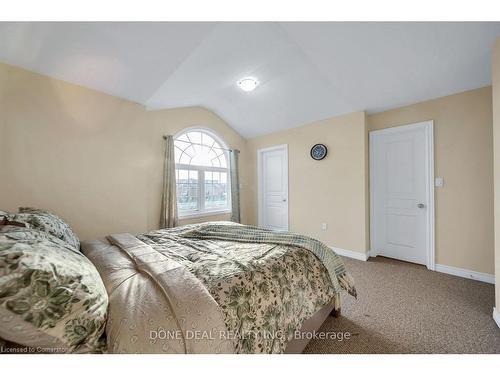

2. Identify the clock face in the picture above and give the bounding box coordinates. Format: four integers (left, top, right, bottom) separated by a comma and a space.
310, 144, 327, 160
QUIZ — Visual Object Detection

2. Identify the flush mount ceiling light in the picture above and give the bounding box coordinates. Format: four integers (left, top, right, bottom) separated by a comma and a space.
237, 77, 259, 92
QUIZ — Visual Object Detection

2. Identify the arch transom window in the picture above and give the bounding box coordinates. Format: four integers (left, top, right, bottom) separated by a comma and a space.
174, 129, 230, 217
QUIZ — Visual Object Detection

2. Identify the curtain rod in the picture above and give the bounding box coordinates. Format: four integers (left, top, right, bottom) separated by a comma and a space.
163, 135, 239, 153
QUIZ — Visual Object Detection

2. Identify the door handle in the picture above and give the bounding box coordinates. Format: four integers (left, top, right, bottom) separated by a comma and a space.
282, 198, 287, 202
417, 203, 425, 209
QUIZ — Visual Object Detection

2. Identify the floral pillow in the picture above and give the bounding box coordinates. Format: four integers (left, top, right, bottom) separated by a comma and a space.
0, 226, 108, 352
7, 207, 80, 251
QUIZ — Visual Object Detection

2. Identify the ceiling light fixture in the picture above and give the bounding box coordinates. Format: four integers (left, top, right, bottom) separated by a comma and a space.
237, 77, 259, 92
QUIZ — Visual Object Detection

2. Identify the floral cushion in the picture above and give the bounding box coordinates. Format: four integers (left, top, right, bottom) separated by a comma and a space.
7, 207, 80, 250
0, 226, 108, 353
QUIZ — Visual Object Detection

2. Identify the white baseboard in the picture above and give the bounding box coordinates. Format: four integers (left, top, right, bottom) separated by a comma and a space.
330, 246, 369, 261
343, 248, 494, 285
493, 308, 500, 329
434, 264, 495, 284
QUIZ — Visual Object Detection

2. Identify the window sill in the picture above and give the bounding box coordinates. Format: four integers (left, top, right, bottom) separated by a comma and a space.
179, 209, 231, 220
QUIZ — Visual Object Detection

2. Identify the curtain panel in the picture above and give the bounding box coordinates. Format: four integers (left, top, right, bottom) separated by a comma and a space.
160, 135, 179, 228
230, 149, 241, 223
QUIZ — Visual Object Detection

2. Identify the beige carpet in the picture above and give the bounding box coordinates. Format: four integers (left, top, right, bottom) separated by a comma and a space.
304, 256, 500, 353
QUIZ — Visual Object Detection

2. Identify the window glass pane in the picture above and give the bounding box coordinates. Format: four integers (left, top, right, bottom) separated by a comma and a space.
202, 133, 216, 147
210, 152, 221, 168
176, 134, 189, 143
176, 169, 198, 211
174, 146, 182, 163
204, 171, 228, 210
179, 153, 191, 165
174, 130, 228, 168
219, 154, 227, 168
174, 139, 192, 164
188, 131, 202, 145
191, 145, 216, 167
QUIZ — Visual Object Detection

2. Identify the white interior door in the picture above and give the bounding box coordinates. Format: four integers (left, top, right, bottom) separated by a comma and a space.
370, 121, 434, 267
258, 144, 289, 231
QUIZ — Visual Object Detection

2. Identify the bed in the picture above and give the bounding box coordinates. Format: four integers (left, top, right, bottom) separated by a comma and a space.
0, 210, 356, 354
80, 222, 356, 354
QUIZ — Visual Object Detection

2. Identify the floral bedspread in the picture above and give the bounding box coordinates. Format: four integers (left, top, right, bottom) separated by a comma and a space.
137, 222, 355, 353
0, 227, 107, 352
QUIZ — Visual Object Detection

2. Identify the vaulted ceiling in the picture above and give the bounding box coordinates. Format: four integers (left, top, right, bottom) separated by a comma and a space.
1, 22, 499, 138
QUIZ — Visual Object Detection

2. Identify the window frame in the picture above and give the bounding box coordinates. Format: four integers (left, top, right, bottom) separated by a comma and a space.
174, 128, 231, 219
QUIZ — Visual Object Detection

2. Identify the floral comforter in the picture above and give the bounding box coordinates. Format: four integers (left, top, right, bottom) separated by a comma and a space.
0, 226, 108, 353
81, 222, 355, 354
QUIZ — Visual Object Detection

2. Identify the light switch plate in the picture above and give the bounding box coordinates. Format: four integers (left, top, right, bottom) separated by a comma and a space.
435, 177, 444, 187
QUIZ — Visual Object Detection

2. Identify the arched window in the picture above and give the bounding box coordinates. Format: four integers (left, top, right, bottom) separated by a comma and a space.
174, 129, 231, 217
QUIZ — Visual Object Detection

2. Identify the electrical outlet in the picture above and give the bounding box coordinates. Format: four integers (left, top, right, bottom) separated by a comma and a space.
321, 223, 327, 231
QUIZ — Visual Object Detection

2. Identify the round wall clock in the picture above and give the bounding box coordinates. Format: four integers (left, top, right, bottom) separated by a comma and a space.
310, 144, 328, 160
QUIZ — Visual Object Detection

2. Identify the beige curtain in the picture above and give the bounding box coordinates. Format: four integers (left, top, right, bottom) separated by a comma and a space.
160, 135, 178, 228
230, 149, 241, 223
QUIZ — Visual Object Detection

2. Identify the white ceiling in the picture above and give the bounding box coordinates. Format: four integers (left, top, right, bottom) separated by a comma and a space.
1, 22, 499, 138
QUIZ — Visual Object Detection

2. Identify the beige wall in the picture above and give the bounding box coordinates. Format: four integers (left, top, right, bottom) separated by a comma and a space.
245, 87, 494, 274
492, 39, 500, 309
368, 86, 494, 275
246, 112, 369, 254
0, 62, 249, 240
0, 61, 495, 280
